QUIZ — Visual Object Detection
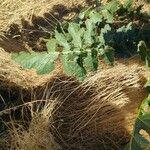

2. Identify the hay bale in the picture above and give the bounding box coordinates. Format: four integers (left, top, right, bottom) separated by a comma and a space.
50, 64, 148, 150
86, 64, 147, 109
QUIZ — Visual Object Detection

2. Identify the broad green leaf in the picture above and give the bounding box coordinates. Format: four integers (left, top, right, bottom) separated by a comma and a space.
68, 23, 83, 48
101, 0, 120, 23
146, 56, 150, 68
124, 0, 133, 10
144, 80, 150, 92
137, 41, 149, 62
78, 7, 92, 19
89, 10, 102, 24
83, 19, 94, 46
55, 31, 71, 51
103, 46, 115, 65
83, 49, 98, 72
104, 0, 120, 14
91, 48, 98, 71
117, 25, 126, 32
60, 53, 86, 80
126, 22, 132, 31
102, 9, 113, 23
124, 98, 150, 150
98, 48, 105, 56
46, 38, 57, 52
99, 24, 111, 45
95, 0, 100, 7
65, 33, 72, 42
12, 51, 59, 74
117, 23, 132, 33
124, 134, 150, 150
102, 24, 111, 33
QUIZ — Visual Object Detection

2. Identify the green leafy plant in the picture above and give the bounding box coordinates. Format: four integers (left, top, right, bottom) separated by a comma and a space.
124, 97, 150, 150
124, 80, 150, 150
144, 80, 150, 92
11, 0, 150, 80
12, 39, 59, 75
138, 41, 150, 68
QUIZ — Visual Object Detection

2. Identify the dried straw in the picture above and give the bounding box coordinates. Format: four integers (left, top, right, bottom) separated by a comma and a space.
0, 0, 87, 32
0, 0, 149, 32
48, 64, 148, 150
0, 48, 149, 149
3, 100, 59, 150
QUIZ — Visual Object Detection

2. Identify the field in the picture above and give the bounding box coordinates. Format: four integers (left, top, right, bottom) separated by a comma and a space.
0, 0, 150, 150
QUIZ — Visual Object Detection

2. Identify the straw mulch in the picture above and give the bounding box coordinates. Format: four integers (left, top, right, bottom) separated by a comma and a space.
0, 0, 88, 32
50, 64, 148, 150
0, 0, 88, 52
0, 0, 149, 32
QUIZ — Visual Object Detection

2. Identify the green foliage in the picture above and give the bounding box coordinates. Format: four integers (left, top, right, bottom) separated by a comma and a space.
55, 31, 71, 51
138, 41, 150, 68
60, 52, 86, 80
125, 81, 150, 149
124, 0, 133, 10
144, 80, 150, 92
102, 46, 115, 65
68, 23, 83, 48
12, 50, 59, 75
11, 0, 149, 80
124, 97, 150, 150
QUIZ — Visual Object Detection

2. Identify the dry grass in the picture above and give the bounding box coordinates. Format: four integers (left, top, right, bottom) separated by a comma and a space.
51, 64, 147, 149
10, 101, 58, 150
0, 0, 88, 32
0, 62, 149, 150
1, 100, 59, 150
0, 0, 149, 32
0, 0, 149, 52
86, 64, 148, 109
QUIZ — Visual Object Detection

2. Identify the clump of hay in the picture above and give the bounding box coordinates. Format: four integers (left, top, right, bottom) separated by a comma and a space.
45, 64, 148, 150
1, 100, 60, 150
85, 64, 147, 109
0, 65, 148, 150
